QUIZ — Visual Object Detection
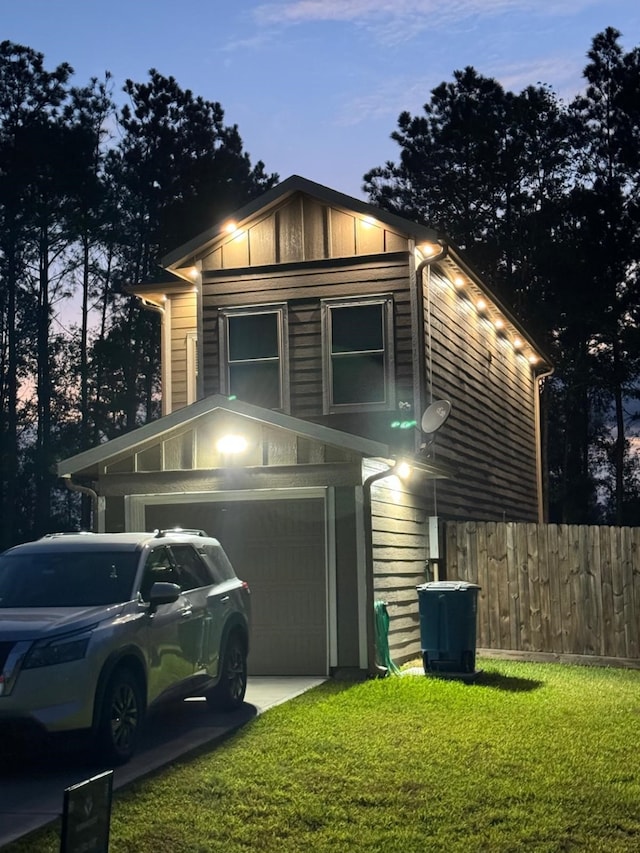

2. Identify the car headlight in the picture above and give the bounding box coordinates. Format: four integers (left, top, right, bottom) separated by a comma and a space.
23, 627, 94, 669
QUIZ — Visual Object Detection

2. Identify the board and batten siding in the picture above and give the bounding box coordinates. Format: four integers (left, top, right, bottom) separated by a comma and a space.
422, 269, 539, 521
199, 192, 409, 271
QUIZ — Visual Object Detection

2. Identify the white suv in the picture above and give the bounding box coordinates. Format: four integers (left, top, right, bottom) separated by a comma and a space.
0, 529, 251, 764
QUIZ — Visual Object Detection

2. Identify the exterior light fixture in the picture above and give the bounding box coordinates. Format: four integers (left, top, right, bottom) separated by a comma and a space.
224, 221, 238, 234
362, 215, 376, 228
216, 435, 248, 454
476, 299, 487, 312
187, 266, 199, 281
513, 337, 523, 350
453, 276, 465, 288
528, 354, 539, 365
420, 242, 439, 257
395, 461, 412, 480
494, 317, 505, 331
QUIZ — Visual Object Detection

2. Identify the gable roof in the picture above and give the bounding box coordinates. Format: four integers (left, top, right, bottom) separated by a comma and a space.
57, 394, 453, 479
161, 174, 442, 271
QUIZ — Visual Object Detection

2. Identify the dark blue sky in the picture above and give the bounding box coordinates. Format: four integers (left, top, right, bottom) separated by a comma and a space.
4, 0, 640, 198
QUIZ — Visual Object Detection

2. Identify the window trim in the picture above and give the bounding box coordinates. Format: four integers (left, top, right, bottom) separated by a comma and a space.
321, 295, 395, 414
186, 331, 198, 405
218, 303, 290, 412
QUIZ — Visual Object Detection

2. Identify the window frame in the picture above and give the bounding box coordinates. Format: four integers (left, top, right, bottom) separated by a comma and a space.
321, 295, 395, 414
218, 303, 290, 412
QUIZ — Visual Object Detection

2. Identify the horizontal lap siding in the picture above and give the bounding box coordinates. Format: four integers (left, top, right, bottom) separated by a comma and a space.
426, 272, 538, 521
369, 475, 430, 665
290, 303, 322, 417
201, 256, 413, 417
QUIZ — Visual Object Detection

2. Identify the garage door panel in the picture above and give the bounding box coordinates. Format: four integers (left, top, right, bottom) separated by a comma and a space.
251, 627, 326, 675
145, 497, 327, 676
253, 583, 325, 624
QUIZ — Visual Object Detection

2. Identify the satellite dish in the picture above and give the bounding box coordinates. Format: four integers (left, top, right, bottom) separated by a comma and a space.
421, 400, 451, 435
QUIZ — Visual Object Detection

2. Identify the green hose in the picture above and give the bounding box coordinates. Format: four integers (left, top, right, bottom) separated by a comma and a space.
374, 600, 400, 675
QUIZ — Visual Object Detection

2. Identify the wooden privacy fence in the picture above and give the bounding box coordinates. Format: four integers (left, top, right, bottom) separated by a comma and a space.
444, 521, 640, 666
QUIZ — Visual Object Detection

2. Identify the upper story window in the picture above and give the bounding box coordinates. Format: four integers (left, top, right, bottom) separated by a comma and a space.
322, 296, 394, 412
219, 304, 289, 410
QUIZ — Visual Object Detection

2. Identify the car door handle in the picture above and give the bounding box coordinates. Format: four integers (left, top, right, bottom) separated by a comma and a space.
220, 596, 230, 604
180, 608, 193, 618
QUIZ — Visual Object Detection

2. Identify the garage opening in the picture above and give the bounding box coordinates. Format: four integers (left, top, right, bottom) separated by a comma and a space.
144, 497, 327, 676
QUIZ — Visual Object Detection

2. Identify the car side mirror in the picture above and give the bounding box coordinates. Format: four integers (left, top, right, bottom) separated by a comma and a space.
148, 581, 181, 609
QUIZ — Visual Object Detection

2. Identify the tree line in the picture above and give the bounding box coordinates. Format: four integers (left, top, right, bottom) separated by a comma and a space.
0, 41, 277, 548
0, 28, 638, 547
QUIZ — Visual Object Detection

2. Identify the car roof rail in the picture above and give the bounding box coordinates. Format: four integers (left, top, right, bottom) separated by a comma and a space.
153, 528, 208, 538
39, 531, 95, 539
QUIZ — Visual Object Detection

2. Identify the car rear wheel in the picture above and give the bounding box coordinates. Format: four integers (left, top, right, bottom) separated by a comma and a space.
206, 633, 247, 711
96, 667, 144, 765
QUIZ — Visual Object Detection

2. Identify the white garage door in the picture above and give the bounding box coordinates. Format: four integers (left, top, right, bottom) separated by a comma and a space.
144, 497, 327, 675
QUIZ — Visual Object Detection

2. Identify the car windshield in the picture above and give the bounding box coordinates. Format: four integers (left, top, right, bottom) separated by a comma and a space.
0, 550, 140, 608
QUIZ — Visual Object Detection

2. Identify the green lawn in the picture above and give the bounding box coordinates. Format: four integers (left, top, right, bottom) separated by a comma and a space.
7, 660, 640, 852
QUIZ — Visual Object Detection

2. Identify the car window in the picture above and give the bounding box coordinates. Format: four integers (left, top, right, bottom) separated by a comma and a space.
0, 551, 139, 608
169, 544, 212, 590
139, 546, 179, 600
201, 543, 236, 583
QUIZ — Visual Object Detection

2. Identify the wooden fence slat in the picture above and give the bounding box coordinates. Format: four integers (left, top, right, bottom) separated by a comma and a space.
612, 526, 626, 658
506, 523, 520, 650
581, 525, 600, 655
568, 525, 584, 654
527, 523, 543, 651
557, 524, 572, 653
633, 529, 640, 658
537, 523, 552, 652
475, 522, 490, 649
621, 527, 638, 658
516, 523, 531, 651
487, 523, 501, 648
497, 523, 512, 649
600, 526, 614, 657
547, 524, 563, 654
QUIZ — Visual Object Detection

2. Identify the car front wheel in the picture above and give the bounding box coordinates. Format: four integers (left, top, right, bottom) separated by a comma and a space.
206, 633, 247, 711
96, 667, 144, 765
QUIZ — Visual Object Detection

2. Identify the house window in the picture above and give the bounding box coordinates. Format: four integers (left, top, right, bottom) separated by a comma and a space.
219, 305, 289, 410
322, 297, 394, 411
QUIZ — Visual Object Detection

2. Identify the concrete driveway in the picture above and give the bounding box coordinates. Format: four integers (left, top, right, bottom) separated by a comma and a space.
0, 676, 325, 849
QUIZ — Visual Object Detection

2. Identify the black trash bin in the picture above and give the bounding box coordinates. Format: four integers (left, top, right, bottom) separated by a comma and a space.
416, 581, 480, 675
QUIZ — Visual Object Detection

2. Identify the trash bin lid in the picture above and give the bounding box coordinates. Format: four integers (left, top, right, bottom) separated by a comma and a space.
416, 581, 481, 592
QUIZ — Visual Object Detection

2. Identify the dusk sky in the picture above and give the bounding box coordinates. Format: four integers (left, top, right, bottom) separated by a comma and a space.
3, 0, 640, 200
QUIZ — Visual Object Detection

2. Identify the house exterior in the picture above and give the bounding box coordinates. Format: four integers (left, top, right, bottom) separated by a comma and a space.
58, 176, 551, 677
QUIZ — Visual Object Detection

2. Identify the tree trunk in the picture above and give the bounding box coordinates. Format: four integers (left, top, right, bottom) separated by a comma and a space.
35, 223, 52, 537
0, 238, 19, 549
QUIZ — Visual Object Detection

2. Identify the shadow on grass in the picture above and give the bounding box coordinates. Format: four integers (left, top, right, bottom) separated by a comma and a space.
475, 670, 544, 693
